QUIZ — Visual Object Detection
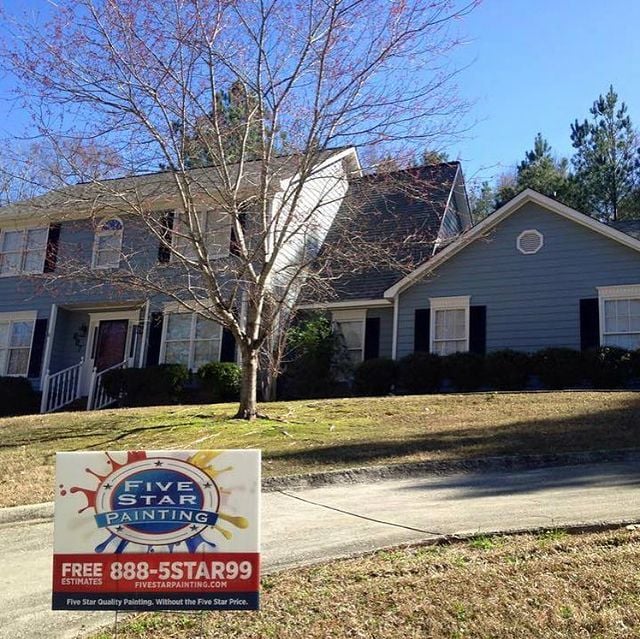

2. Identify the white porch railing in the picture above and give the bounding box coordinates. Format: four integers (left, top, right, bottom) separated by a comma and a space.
40, 359, 84, 414
87, 359, 127, 411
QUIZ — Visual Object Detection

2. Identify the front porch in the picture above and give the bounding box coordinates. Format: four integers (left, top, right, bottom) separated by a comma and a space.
40, 301, 149, 412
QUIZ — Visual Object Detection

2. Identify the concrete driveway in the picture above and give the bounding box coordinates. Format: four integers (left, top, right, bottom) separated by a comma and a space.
2, 460, 640, 639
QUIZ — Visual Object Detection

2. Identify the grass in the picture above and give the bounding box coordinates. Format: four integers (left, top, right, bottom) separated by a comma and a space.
2, 391, 640, 507
89, 527, 640, 638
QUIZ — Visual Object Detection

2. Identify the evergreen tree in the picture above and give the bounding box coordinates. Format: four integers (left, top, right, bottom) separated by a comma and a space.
184, 81, 264, 168
496, 133, 570, 207
570, 86, 640, 221
469, 180, 496, 222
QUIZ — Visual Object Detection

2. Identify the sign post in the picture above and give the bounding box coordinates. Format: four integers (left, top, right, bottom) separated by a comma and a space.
52, 449, 260, 611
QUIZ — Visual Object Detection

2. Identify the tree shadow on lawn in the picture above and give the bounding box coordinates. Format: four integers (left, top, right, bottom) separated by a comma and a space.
269, 394, 640, 475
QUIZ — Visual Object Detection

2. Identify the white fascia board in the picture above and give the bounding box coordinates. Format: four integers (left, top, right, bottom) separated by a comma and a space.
384, 189, 640, 299
297, 298, 392, 311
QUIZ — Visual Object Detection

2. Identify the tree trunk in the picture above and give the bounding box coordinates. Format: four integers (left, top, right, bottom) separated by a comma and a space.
235, 349, 259, 420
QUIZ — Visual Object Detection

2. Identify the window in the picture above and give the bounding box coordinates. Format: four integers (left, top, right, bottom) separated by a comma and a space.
332, 310, 365, 363
0, 312, 36, 376
598, 285, 640, 350
517, 229, 544, 255
0, 227, 48, 276
162, 311, 222, 371
174, 210, 231, 260
430, 296, 470, 355
93, 217, 123, 269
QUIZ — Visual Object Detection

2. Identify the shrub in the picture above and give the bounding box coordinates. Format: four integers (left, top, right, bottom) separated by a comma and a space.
396, 352, 442, 394
280, 313, 345, 399
583, 346, 632, 389
354, 358, 397, 396
443, 352, 485, 391
484, 349, 531, 390
101, 364, 188, 407
0, 377, 38, 417
533, 347, 584, 389
197, 362, 242, 402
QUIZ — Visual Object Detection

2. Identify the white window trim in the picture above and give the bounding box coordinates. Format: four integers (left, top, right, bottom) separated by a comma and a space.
429, 295, 470, 355
516, 229, 544, 255
0, 225, 49, 278
597, 284, 640, 348
159, 307, 223, 371
171, 210, 232, 262
91, 216, 123, 270
0, 310, 38, 377
332, 309, 366, 362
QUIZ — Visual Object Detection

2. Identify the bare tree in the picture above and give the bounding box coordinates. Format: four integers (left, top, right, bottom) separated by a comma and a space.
1, 0, 476, 419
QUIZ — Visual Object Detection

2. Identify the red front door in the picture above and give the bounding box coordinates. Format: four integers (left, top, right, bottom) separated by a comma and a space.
94, 320, 129, 372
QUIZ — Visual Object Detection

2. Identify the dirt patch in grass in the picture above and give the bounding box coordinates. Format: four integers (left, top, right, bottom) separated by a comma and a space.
2, 391, 640, 507
90, 527, 640, 639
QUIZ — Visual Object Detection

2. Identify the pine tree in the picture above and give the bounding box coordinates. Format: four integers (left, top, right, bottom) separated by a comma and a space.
570, 86, 640, 221
496, 133, 570, 207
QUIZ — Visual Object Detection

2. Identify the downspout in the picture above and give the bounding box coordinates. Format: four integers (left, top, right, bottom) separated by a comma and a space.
391, 293, 399, 360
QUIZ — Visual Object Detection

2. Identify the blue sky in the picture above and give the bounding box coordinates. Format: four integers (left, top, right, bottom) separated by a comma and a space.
451, 0, 640, 185
1, 0, 639, 187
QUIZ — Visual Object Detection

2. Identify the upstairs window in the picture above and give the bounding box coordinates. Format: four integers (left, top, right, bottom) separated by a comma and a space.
430, 296, 470, 355
0, 227, 48, 276
0, 312, 36, 376
92, 217, 123, 269
173, 210, 231, 261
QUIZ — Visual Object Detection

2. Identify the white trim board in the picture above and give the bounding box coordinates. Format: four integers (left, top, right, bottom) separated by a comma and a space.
384, 189, 640, 298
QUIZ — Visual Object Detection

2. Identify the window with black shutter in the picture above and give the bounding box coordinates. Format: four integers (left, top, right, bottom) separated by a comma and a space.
469, 306, 487, 355
220, 328, 237, 362
28, 318, 48, 377
145, 312, 164, 366
229, 211, 248, 256
44, 224, 61, 273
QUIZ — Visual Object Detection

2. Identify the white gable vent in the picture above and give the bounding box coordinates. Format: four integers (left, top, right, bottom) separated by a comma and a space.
517, 229, 544, 255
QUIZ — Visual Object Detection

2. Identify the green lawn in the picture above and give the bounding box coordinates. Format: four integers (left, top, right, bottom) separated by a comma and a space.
2, 391, 640, 508
90, 527, 640, 638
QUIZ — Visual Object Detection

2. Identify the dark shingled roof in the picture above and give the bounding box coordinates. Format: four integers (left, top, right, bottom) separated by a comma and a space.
310, 162, 460, 302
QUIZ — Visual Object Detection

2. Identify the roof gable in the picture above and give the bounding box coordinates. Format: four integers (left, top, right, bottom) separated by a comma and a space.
384, 189, 640, 298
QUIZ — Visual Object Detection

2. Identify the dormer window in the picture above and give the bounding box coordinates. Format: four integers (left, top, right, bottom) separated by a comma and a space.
92, 217, 123, 269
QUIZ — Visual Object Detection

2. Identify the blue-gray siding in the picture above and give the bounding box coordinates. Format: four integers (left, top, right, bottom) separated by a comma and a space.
397, 203, 640, 356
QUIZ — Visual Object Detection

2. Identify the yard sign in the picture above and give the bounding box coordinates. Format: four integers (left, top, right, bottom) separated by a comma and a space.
52, 449, 260, 611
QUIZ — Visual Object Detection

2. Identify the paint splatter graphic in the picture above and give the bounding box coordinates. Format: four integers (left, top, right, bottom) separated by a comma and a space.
60, 450, 249, 554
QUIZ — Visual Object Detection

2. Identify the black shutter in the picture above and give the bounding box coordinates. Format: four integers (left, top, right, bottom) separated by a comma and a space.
28, 318, 48, 377
44, 224, 61, 273
145, 312, 164, 366
220, 328, 236, 362
229, 211, 248, 256
364, 317, 380, 360
414, 309, 430, 352
158, 211, 174, 263
580, 298, 600, 351
469, 305, 487, 355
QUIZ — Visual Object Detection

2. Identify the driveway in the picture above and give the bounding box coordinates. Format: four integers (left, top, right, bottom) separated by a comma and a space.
2, 460, 640, 639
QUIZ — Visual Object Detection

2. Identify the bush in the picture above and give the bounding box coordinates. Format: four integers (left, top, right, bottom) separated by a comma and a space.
533, 347, 584, 389
280, 313, 345, 399
0, 377, 38, 417
197, 362, 242, 402
443, 352, 485, 391
484, 349, 531, 390
101, 364, 188, 407
396, 352, 442, 394
583, 346, 632, 389
354, 358, 397, 396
